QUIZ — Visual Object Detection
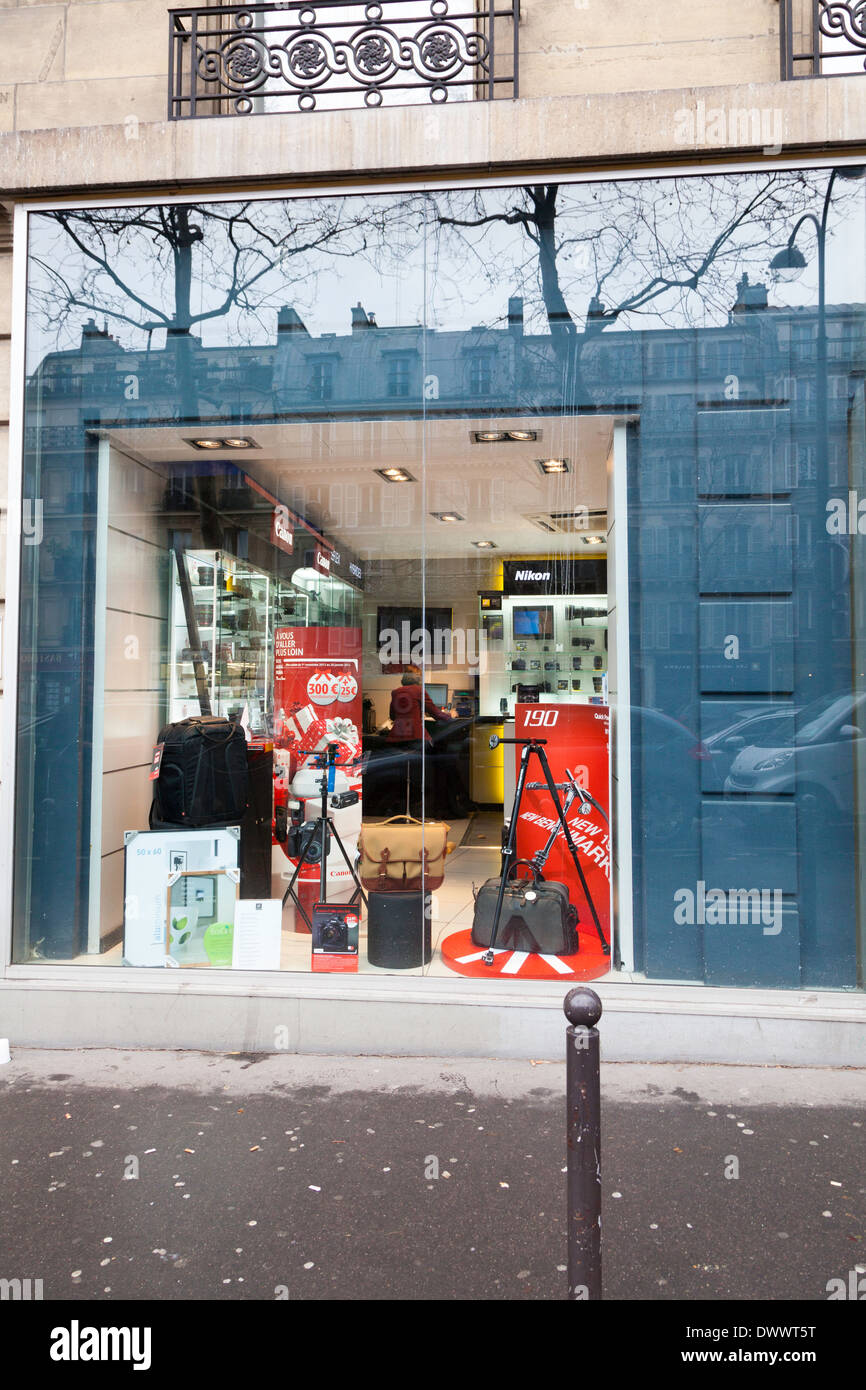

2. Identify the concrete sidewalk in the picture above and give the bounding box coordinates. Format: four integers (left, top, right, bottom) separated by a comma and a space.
0, 1049, 863, 1301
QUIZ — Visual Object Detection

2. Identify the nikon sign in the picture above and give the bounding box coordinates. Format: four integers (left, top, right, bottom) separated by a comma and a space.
502, 559, 607, 595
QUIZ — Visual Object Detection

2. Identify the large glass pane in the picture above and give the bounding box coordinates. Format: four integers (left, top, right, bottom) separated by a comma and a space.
15, 168, 866, 990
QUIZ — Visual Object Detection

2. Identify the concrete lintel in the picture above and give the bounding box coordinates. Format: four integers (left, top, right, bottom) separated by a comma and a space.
2, 79, 866, 201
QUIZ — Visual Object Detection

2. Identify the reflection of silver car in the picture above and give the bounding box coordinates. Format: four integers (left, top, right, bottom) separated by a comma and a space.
702, 708, 795, 792
725, 692, 865, 818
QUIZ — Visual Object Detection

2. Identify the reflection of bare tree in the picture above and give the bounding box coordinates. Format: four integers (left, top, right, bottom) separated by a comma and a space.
29, 200, 384, 414
426, 172, 851, 396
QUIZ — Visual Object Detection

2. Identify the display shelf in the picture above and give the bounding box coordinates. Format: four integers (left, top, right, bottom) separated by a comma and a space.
478, 589, 608, 715
169, 548, 271, 731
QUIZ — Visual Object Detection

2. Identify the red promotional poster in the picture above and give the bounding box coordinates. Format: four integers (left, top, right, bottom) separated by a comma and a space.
514, 703, 611, 953
273, 626, 363, 787
273, 627, 364, 924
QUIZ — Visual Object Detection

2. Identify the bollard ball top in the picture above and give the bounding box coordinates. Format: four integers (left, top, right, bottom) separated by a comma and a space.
563, 986, 602, 1028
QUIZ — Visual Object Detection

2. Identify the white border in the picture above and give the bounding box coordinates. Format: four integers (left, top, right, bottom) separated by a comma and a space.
4, 151, 866, 997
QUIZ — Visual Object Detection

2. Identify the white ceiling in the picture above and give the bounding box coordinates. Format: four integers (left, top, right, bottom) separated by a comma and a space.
108, 414, 613, 560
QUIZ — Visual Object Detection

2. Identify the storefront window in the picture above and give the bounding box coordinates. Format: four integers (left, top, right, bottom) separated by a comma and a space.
12, 168, 866, 990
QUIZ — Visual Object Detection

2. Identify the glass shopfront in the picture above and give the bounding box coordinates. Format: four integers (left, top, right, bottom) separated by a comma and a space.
10, 168, 866, 990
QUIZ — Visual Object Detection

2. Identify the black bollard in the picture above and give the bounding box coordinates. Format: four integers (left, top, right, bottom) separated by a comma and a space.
564, 985, 603, 1300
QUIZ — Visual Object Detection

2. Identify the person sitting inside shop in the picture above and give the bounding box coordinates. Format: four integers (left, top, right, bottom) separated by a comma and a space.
387, 668, 455, 744
386, 668, 456, 816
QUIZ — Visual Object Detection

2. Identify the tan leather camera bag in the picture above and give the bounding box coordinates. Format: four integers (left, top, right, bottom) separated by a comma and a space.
359, 815, 451, 892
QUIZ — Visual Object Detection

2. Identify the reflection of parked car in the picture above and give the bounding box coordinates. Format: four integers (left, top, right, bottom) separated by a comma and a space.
702, 708, 795, 792
725, 691, 866, 820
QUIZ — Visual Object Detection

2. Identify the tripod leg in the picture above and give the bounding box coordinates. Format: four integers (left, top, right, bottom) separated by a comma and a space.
328, 817, 368, 909
483, 742, 534, 965
537, 747, 610, 954
281, 842, 315, 932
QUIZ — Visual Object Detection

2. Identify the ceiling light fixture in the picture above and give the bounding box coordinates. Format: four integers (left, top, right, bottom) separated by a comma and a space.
471, 429, 540, 444
432, 511, 464, 523
472, 540, 497, 549
375, 467, 416, 483
537, 457, 570, 475
582, 535, 605, 546
186, 436, 258, 451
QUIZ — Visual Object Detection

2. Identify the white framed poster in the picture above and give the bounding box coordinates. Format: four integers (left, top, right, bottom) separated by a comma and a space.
123, 827, 240, 968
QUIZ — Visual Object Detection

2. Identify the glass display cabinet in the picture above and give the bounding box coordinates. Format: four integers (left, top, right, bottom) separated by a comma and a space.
169, 549, 271, 731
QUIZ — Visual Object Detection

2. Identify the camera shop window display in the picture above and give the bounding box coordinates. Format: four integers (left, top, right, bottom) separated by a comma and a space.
117, 507, 614, 979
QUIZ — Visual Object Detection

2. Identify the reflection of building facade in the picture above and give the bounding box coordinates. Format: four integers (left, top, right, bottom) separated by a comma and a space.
4, 1, 866, 1060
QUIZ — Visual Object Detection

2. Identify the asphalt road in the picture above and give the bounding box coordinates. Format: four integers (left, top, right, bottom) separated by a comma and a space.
0, 1051, 863, 1303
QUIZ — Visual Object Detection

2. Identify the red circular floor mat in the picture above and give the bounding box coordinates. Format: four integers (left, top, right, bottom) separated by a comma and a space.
440, 926, 610, 980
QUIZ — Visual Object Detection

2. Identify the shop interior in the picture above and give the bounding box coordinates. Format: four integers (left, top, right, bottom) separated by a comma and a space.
87, 413, 618, 979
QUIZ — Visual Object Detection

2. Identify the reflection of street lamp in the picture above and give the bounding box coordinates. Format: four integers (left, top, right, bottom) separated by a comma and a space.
770, 168, 866, 694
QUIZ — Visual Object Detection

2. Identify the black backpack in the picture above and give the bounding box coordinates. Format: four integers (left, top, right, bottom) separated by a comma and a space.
150, 717, 249, 829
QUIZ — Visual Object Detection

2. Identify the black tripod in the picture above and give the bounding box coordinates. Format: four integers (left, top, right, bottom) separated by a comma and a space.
483, 736, 610, 965
281, 743, 367, 931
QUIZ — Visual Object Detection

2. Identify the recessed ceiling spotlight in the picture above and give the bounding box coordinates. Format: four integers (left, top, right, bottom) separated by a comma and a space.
537, 457, 570, 475
471, 429, 540, 444
472, 540, 497, 549
583, 534, 605, 546
375, 467, 416, 483
432, 512, 464, 523
186, 436, 258, 451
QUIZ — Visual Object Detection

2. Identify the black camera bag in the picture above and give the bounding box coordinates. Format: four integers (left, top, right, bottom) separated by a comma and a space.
471, 859, 579, 956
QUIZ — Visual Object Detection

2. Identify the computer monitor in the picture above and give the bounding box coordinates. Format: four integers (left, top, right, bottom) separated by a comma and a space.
513, 605, 554, 639
424, 682, 448, 707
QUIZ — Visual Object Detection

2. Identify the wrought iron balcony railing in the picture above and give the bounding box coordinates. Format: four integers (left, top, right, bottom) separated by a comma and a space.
168, 0, 518, 119
781, 0, 866, 78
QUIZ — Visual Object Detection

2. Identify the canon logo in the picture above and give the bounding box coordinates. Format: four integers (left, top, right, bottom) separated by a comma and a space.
515, 569, 551, 581
316, 550, 331, 571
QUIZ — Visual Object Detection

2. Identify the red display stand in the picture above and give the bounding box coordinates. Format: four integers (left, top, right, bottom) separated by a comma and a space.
441, 701, 612, 979
440, 925, 610, 981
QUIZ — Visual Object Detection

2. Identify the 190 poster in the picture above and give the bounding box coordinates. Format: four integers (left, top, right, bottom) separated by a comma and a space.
513, 703, 611, 948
